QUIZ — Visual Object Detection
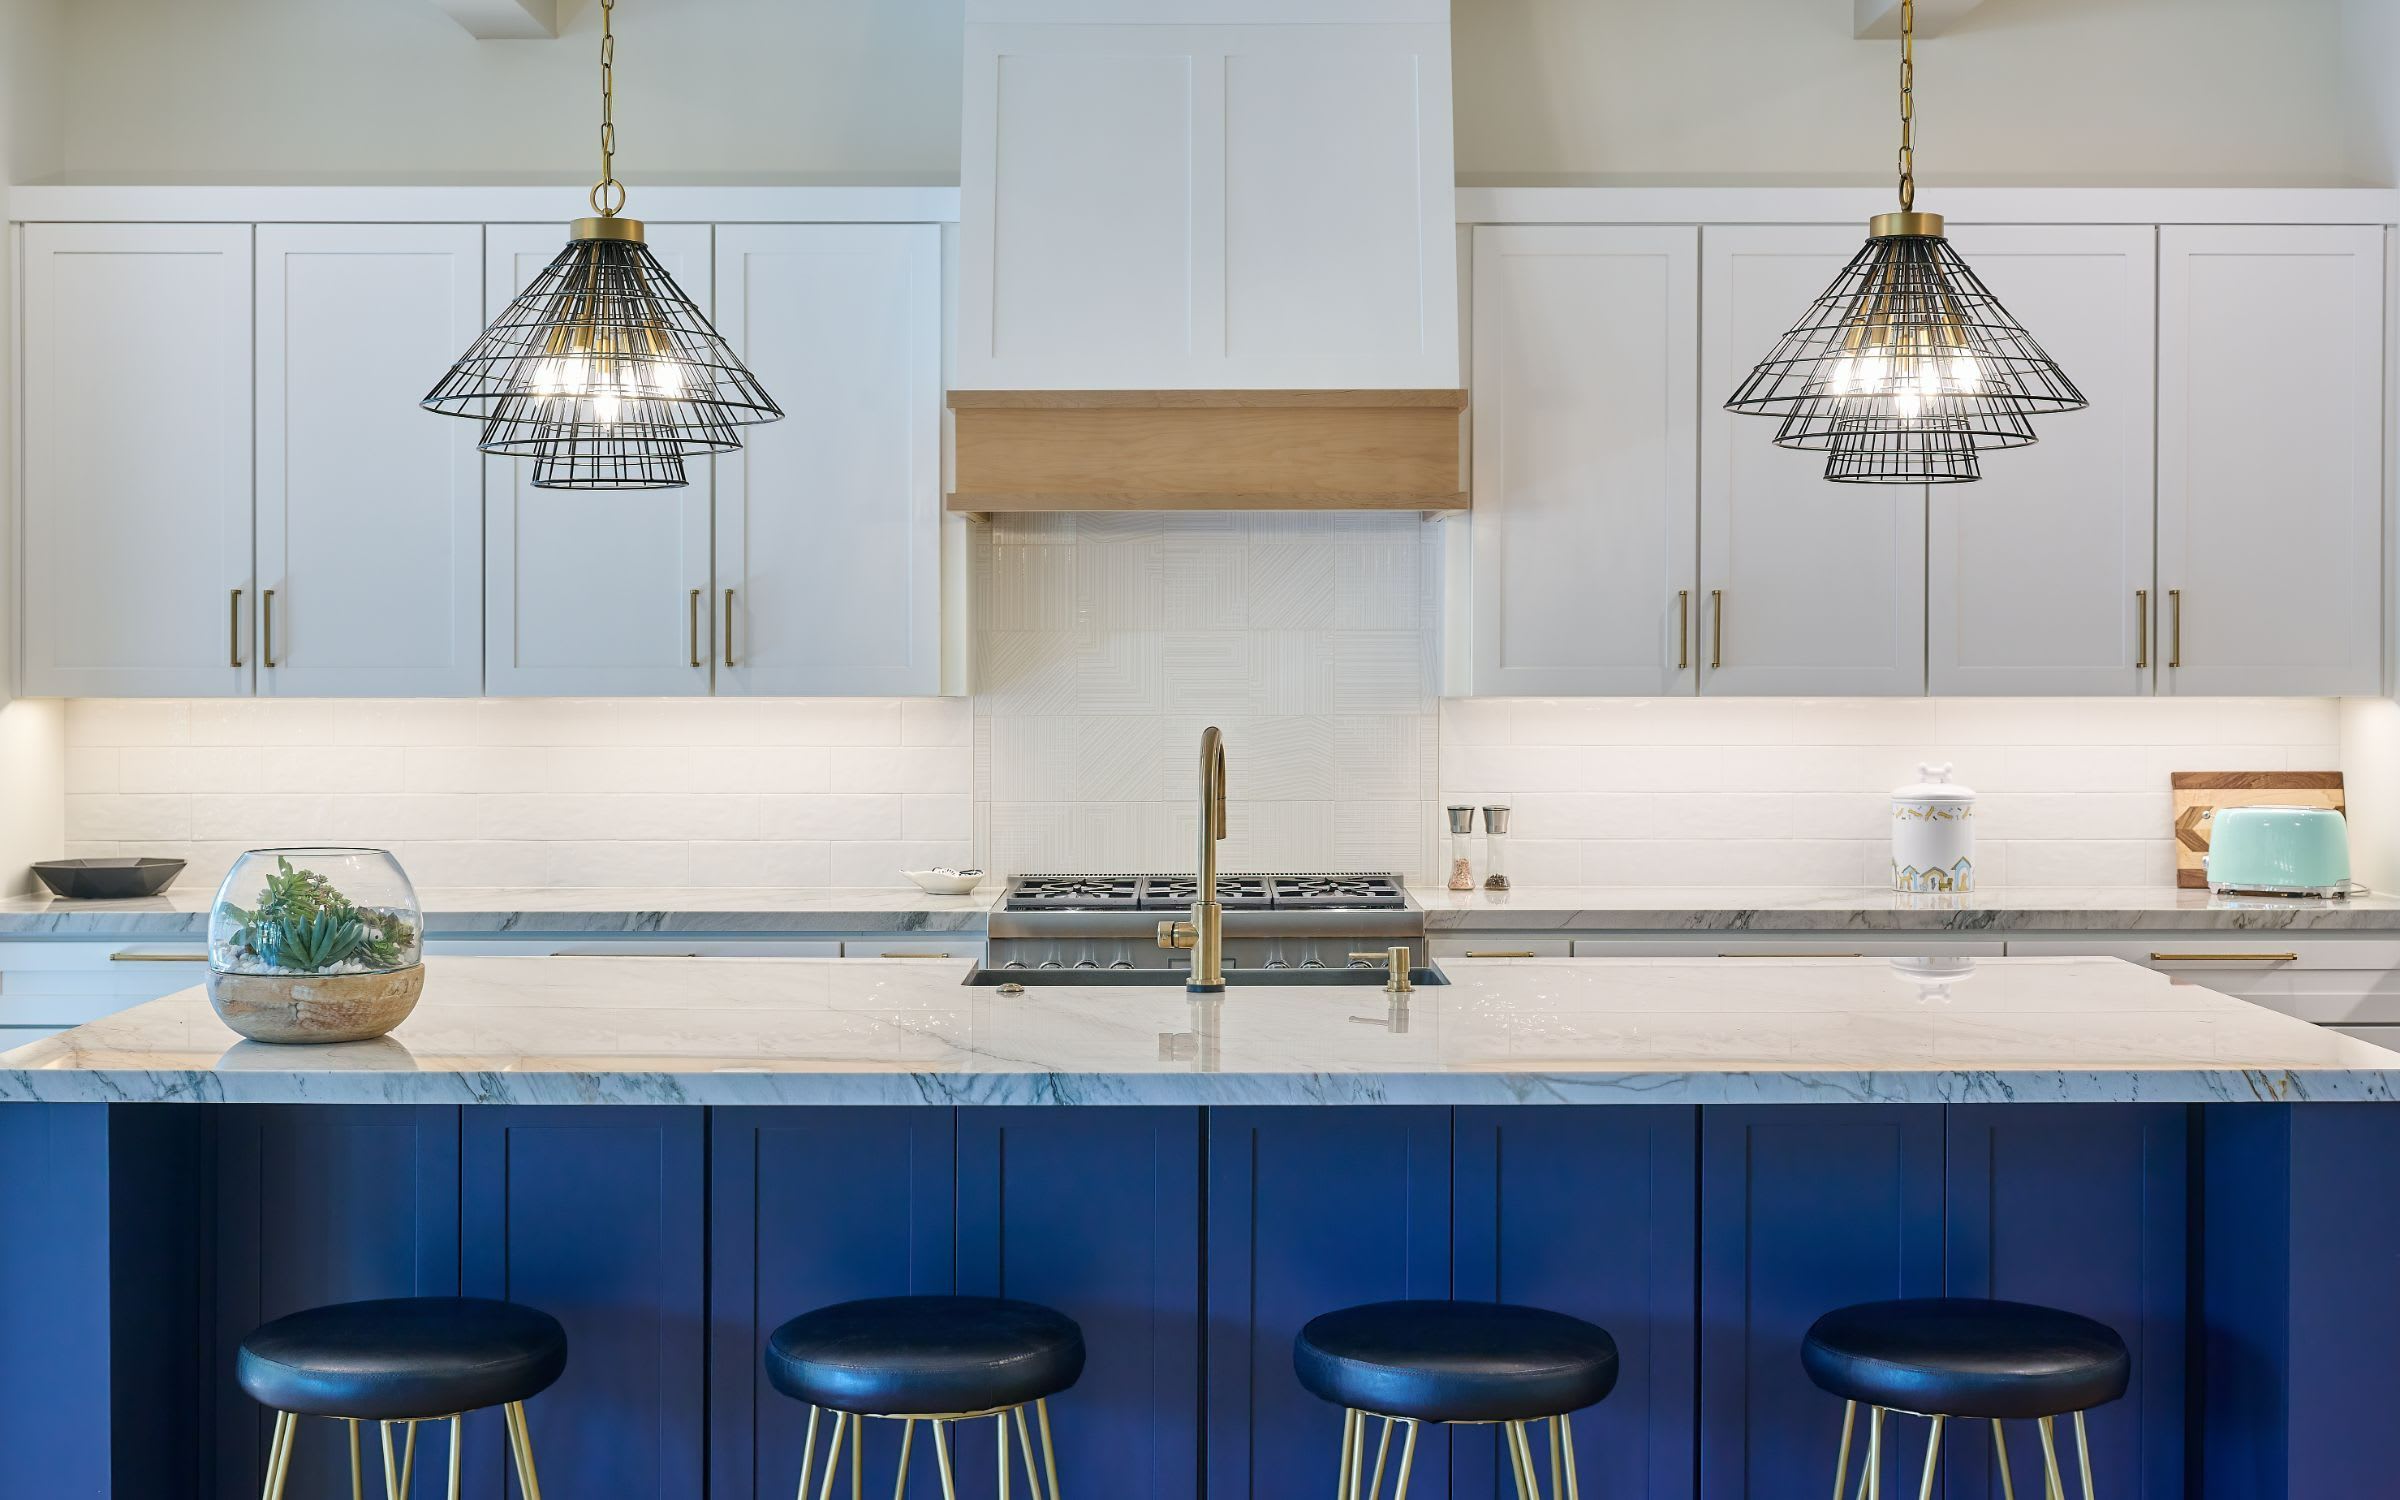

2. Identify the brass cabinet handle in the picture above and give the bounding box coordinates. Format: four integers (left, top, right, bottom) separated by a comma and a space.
1710, 589, 1724, 670
2134, 588, 2148, 670
688, 588, 703, 669
2168, 588, 2181, 669
1676, 590, 1690, 671
724, 588, 736, 667
262, 588, 278, 669
1463, 949, 1538, 959
2148, 951, 2298, 963
109, 950, 206, 963
229, 588, 243, 668
877, 951, 958, 959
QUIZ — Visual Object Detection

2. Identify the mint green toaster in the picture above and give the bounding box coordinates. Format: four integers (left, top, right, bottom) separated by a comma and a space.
2204, 805, 2352, 897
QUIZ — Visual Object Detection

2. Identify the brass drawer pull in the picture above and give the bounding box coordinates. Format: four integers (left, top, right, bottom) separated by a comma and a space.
2168, 588, 2182, 669
2148, 951, 2297, 963
1710, 589, 1724, 670
877, 951, 958, 960
688, 588, 703, 669
1676, 590, 1690, 671
1718, 952, 1864, 959
2134, 588, 2148, 670
109, 951, 207, 963
1463, 950, 1539, 959
723, 588, 737, 667
229, 588, 243, 668
262, 588, 278, 669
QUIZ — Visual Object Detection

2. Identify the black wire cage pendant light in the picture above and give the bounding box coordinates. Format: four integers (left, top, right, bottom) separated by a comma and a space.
1724, 0, 2083, 484
422, 0, 780, 489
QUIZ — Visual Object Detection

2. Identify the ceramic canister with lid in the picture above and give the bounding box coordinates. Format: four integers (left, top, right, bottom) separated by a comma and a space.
1891, 763, 1976, 893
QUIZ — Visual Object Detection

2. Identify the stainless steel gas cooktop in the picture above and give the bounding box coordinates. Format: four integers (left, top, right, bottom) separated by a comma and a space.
988, 872, 1420, 973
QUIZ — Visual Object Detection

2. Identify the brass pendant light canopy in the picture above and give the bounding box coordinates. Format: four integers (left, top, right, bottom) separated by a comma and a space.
1725, 0, 2083, 484
422, 0, 781, 490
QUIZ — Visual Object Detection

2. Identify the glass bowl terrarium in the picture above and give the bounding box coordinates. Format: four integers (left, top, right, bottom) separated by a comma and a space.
206, 848, 425, 1044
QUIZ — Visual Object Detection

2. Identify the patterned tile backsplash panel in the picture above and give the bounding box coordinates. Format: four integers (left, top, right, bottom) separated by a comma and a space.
1442, 696, 2344, 888
973, 511, 1447, 880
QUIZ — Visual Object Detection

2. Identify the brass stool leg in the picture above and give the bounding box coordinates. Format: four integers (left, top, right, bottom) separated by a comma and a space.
400, 1420, 418, 1500
1013, 1404, 1044, 1500
933, 1418, 960, 1500
2073, 1412, 2096, 1500
380, 1421, 401, 1500
350, 1417, 364, 1500
1992, 1421, 2017, 1500
1913, 1416, 1945, 1500
1036, 1398, 1061, 1500
260, 1411, 297, 1500
1337, 1409, 1359, 1500
447, 1414, 463, 1500
506, 1401, 546, 1500
1556, 1415, 1577, 1500
895, 1418, 917, 1500
820, 1412, 852, 1500
1367, 1416, 1394, 1500
798, 1406, 823, 1500
1831, 1402, 1858, 1500
1390, 1419, 1419, 1500
2037, 1417, 2066, 1500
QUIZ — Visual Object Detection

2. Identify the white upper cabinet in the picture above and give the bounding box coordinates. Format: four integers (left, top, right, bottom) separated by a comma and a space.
20, 224, 255, 697
712, 225, 943, 695
1928, 226, 2158, 695
482, 223, 716, 696
1468, 225, 1698, 696
1700, 226, 1927, 696
959, 3, 1456, 388
256, 225, 485, 697
2157, 225, 2385, 696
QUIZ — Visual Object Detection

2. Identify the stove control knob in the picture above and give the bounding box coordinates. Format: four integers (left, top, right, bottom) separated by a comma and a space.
1109, 960, 1134, 970
1264, 958, 1290, 969
1038, 960, 1064, 970
1301, 959, 1325, 970
1003, 960, 1028, 970
1074, 959, 1098, 970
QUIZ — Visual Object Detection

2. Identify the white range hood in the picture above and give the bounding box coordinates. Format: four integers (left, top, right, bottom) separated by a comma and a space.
951, 0, 1463, 512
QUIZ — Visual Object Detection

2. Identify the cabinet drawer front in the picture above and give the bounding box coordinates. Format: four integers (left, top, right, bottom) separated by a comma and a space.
1572, 936, 2005, 958
0, 940, 208, 972
1429, 938, 1574, 960
840, 939, 983, 960
2003, 937, 2400, 972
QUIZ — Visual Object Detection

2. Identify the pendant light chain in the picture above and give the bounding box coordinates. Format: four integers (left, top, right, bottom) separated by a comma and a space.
592, 0, 625, 217
1896, 0, 1915, 212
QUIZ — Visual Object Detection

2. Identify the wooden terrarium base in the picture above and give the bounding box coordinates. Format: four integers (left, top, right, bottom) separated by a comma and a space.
206, 965, 426, 1044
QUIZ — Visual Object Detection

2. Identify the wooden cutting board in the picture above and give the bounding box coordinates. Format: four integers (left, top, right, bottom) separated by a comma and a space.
2170, 771, 2345, 889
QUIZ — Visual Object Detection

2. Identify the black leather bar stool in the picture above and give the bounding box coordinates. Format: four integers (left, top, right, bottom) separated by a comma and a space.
1295, 1301, 1620, 1500
1803, 1298, 2130, 1500
237, 1296, 567, 1500
766, 1295, 1086, 1500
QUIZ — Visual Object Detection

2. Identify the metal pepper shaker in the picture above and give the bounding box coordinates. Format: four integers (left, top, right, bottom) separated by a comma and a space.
1446, 806, 1477, 891
1481, 805, 1512, 891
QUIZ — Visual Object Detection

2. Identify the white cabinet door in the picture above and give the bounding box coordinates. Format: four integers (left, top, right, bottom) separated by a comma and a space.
20, 224, 254, 697
713, 225, 942, 696
1468, 225, 1698, 696
1700, 226, 1927, 696
1929, 226, 2157, 695
257, 225, 484, 696
959, 19, 1456, 388
2158, 225, 2384, 696
483, 223, 715, 696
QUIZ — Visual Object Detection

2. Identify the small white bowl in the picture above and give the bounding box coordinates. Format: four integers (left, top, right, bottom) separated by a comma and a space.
903, 868, 985, 896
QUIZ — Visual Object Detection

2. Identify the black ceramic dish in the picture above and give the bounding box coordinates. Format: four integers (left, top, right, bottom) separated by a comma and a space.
31, 857, 186, 900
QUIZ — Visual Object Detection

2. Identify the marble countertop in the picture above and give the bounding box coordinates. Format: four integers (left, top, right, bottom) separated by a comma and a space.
1411, 885, 2400, 932
0, 886, 997, 937
4, 954, 2394, 1107
3, 883, 2397, 939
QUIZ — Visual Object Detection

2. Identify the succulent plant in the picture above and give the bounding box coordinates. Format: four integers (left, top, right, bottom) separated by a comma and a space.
221, 856, 416, 974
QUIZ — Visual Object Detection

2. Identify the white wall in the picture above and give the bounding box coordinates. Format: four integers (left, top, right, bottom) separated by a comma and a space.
0, 0, 70, 894
38, 0, 2386, 187
1455, 0, 2368, 187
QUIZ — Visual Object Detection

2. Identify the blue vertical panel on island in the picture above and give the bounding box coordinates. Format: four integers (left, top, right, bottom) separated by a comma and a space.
1453, 1107, 1699, 1500
1944, 1106, 2185, 1500
463, 1107, 705, 1500
1701, 1106, 1944, 1500
710, 1107, 958, 1500
956, 1108, 1204, 1500
215, 1104, 462, 1499
1208, 1107, 1455, 1500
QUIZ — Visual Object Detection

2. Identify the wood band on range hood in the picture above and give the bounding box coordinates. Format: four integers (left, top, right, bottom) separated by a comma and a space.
945, 389, 1468, 516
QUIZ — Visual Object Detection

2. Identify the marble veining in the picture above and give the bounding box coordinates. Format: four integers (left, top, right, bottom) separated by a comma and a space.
0, 885, 998, 937
3, 954, 2395, 1107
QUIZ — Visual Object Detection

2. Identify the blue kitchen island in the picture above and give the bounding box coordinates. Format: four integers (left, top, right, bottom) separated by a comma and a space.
3, 954, 2396, 1500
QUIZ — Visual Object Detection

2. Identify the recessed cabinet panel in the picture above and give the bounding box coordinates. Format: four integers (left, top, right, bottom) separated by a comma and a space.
1929, 227, 2158, 696
256, 225, 484, 696
1700, 227, 1927, 696
2158, 225, 2384, 696
1469, 225, 1698, 695
482, 223, 716, 696
21, 224, 254, 697
714, 225, 942, 695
